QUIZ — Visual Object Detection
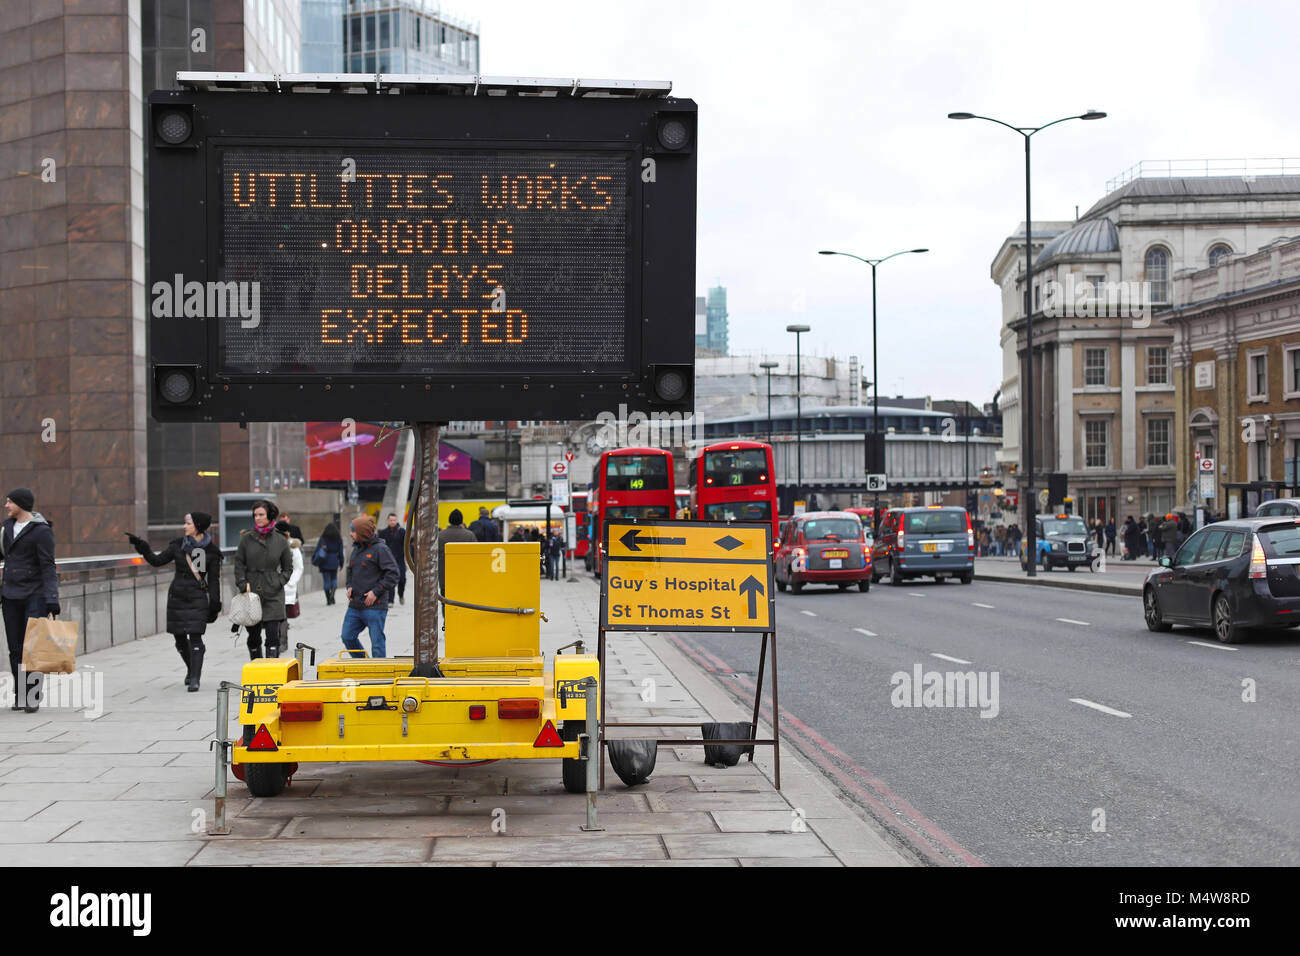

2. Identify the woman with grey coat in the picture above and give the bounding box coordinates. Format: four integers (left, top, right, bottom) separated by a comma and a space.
233, 499, 294, 659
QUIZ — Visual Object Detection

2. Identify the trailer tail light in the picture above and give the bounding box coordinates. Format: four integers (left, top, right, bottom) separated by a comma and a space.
533, 720, 564, 748
468, 705, 486, 720
247, 724, 278, 751
1249, 535, 1267, 579
861, 543, 870, 563
498, 698, 541, 720
280, 701, 323, 722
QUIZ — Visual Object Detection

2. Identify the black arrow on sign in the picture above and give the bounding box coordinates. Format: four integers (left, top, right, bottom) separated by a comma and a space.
620, 528, 686, 552
738, 575, 765, 619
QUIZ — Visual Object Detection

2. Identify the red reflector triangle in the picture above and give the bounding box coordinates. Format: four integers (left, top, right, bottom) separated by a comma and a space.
248, 724, 278, 751
532, 719, 564, 748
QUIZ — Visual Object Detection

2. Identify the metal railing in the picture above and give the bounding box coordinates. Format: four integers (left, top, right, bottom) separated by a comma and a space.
0, 546, 326, 657
1106, 158, 1300, 193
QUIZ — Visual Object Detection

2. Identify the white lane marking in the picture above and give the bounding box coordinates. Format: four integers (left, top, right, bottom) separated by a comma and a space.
1187, 640, 1237, 652
853, 627, 877, 636
1069, 698, 1132, 718
908, 592, 926, 597
1055, 618, 1091, 626
972, 602, 995, 609
800, 610, 817, 617
931, 653, 972, 665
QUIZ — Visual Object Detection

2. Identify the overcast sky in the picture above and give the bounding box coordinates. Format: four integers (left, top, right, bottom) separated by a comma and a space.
472, 0, 1299, 407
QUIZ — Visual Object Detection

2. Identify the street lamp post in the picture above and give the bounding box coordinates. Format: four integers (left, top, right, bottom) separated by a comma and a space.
786, 325, 809, 510
759, 360, 778, 447
947, 108, 1106, 576
819, 248, 928, 528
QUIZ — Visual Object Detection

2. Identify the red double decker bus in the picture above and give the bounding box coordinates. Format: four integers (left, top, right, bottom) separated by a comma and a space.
569, 489, 591, 565
590, 446, 677, 577
689, 440, 779, 542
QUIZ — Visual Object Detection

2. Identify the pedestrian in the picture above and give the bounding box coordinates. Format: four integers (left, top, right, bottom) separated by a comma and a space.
377, 513, 407, 605
311, 522, 345, 604
234, 499, 294, 659
1104, 518, 1116, 556
277, 511, 304, 542
993, 524, 1006, 557
469, 506, 501, 542
1161, 513, 1181, 560
1146, 515, 1161, 561
276, 520, 304, 636
437, 508, 477, 592
546, 531, 564, 580
1, 489, 59, 712
341, 514, 400, 659
126, 511, 222, 692
1122, 515, 1140, 560
509, 527, 524, 542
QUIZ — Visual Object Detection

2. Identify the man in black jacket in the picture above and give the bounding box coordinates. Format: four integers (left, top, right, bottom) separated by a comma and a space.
377, 514, 407, 605
341, 514, 400, 659
1, 488, 59, 712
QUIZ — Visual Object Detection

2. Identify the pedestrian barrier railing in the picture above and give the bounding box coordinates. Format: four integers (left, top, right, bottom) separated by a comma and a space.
0, 545, 329, 657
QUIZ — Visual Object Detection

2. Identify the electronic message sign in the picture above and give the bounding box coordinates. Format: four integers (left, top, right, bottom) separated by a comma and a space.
147, 75, 696, 423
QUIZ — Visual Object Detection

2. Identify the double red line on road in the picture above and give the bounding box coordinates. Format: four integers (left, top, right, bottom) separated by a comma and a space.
667, 633, 985, 867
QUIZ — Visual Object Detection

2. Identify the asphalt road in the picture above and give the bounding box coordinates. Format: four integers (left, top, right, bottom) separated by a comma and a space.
682, 575, 1300, 866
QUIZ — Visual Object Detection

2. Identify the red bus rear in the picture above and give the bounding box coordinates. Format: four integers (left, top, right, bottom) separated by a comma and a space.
569, 489, 591, 561
690, 440, 779, 543
590, 446, 676, 576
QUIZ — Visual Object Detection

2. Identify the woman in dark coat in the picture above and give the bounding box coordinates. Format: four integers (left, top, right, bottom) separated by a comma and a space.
234, 499, 294, 659
311, 522, 345, 605
1122, 516, 1142, 561
127, 511, 222, 692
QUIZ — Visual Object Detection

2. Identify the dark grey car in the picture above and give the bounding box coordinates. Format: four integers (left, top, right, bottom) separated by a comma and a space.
871, 506, 974, 585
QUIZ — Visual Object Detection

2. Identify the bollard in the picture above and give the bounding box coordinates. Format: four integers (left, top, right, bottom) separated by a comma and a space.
209, 681, 232, 835
580, 678, 604, 832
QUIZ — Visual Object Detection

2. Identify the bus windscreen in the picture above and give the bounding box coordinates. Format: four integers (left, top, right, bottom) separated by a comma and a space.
604, 455, 670, 491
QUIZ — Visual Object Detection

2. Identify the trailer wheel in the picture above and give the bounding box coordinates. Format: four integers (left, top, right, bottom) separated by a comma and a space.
560, 720, 587, 794
244, 761, 290, 798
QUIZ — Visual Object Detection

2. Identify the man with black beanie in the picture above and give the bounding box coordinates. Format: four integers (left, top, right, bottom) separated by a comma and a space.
1, 488, 60, 712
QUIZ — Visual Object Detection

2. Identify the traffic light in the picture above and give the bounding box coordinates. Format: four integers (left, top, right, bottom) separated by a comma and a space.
1047, 472, 1068, 510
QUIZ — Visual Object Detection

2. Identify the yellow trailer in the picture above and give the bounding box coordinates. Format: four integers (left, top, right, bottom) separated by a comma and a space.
220, 542, 599, 802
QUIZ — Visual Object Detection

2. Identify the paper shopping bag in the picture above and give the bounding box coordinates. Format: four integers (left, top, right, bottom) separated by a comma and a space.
22, 615, 78, 674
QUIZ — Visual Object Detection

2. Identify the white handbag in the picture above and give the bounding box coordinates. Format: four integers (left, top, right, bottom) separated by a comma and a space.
229, 583, 263, 627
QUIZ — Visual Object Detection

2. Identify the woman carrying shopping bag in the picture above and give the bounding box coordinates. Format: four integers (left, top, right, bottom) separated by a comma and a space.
126, 511, 222, 692
234, 500, 294, 659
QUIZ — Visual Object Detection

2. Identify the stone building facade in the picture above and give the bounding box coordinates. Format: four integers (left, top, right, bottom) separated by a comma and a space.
1163, 235, 1300, 517
991, 173, 1300, 525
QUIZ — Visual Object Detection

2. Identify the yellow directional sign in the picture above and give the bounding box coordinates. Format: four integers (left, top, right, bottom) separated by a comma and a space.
600, 520, 774, 632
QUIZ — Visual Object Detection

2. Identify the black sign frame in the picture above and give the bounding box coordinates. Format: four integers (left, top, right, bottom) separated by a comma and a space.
147, 86, 696, 423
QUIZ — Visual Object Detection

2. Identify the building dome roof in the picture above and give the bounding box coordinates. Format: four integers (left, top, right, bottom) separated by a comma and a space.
1035, 216, 1118, 263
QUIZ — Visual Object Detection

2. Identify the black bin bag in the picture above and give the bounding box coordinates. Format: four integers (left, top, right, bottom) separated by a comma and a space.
701, 721, 754, 768
607, 738, 658, 787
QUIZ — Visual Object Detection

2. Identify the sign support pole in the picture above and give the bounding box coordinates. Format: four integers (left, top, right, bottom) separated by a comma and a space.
412, 422, 442, 677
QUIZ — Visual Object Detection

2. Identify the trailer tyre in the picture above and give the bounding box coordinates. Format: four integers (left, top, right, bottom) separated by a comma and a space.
244, 761, 289, 798
560, 720, 587, 794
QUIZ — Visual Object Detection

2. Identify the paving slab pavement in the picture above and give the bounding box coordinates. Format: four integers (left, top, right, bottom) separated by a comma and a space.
0, 568, 912, 866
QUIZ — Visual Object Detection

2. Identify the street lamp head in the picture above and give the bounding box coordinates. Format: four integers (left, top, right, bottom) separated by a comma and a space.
911, 248, 929, 254
786, 324, 810, 334
1081, 110, 1106, 120
947, 112, 975, 120
759, 361, 778, 369
818, 250, 837, 255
